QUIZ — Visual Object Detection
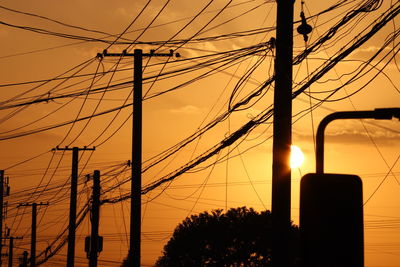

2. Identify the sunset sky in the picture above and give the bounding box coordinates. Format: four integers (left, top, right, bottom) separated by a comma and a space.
1, 0, 400, 266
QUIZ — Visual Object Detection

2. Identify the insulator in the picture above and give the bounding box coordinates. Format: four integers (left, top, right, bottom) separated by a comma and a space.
297, 11, 312, 42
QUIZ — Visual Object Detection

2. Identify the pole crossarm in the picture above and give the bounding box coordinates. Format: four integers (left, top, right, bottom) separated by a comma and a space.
99, 49, 180, 58
17, 202, 49, 207
316, 108, 400, 173
53, 146, 95, 151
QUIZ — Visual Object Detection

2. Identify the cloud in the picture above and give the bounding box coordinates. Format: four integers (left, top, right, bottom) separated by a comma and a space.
169, 105, 202, 115
350, 46, 392, 61
325, 130, 397, 144
294, 122, 400, 146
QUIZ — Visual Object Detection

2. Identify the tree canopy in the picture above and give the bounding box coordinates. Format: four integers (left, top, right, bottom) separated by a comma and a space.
155, 207, 299, 267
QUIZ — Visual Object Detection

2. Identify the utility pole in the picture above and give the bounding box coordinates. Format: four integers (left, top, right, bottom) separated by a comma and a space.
271, 0, 294, 266
89, 170, 101, 267
1, 236, 23, 267
31, 204, 36, 267
0, 171, 10, 267
19, 251, 28, 267
0, 170, 4, 267
54, 146, 95, 267
17, 202, 48, 267
8, 237, 12, 267
100, 48, 179, 267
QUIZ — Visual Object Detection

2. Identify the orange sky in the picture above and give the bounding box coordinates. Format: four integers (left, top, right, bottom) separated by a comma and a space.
1, 0, 400, 266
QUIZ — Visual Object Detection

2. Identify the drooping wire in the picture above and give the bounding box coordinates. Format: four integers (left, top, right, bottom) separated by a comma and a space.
364, 154, 400, 206
59, 58, 105, 146
0, 5, 113, 37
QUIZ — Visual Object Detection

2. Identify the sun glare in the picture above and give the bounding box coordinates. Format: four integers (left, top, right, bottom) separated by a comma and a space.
290, 145, 305, 169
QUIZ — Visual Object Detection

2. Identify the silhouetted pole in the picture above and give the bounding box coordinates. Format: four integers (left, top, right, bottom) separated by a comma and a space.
17, 202, 48, 267
31, 204, 36, 267
8, 237, 12, 267
7, 236, 22, 267
19, 251, 28, 267
131, 49, 142, 267
0, 171, 3, 267
100, 48, 179, 267
68, 147, 78, 267
89, 170, 101, 267
271, 0, 294, 266
54, 146, 95, 267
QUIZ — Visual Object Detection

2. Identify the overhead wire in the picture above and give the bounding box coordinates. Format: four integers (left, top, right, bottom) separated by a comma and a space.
0, 59, 97, 128
364, 154, 400, 206
302, 1, 400, 189
2, 1, 396, 264
60, 58, 105, 146
0, 43, 270, 142
0, 5, 115, 37
101, 0, 400, 202
33, 159, 127, 264
3, 1, 390, 198
67, 55, 130, 147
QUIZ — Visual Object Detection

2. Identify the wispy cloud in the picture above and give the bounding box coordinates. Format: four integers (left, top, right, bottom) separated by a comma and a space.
169, 105, 203, 115
294, 121, 400, 146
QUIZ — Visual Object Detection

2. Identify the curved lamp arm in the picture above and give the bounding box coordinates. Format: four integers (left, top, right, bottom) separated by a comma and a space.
316, 108, 400, 174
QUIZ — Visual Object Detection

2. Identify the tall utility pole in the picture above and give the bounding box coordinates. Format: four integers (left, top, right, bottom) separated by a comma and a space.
54, 146, 95, 267
20, 251, 28, 267
0, 170, 4, 267
0, 172, 10, 267
3, 236, 23, 267
89, 170, 101, 267
18, 202, 48, 267
8, 237, 11, 267
31, 204, 37, 267
101, 48, 179, 267
271, 0, 294, 266
131, 49, 142, 267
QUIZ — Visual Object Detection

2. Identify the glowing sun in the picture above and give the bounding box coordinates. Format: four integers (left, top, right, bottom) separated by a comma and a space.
290, 145, 305, 168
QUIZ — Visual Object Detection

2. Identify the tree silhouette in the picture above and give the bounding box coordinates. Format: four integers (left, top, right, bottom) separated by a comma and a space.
155, 207, 299, 267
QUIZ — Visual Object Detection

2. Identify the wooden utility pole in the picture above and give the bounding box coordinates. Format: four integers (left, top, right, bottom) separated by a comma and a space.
0, 172, 10, 267
89, 170, 101, 267
31, 204, 37, 267
100, 48, 179, 267
19, 251, 28, 267
2, 236, 23, 267
8, 237, 12, 267
54, 146, 95, 267
17, 202, 48, 267
131, 49, 142, 267
0, 171, 3, 267
271, 0, 294, 266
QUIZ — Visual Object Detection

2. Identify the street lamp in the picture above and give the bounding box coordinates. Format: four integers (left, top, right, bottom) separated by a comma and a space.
300, 108, 400, 267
